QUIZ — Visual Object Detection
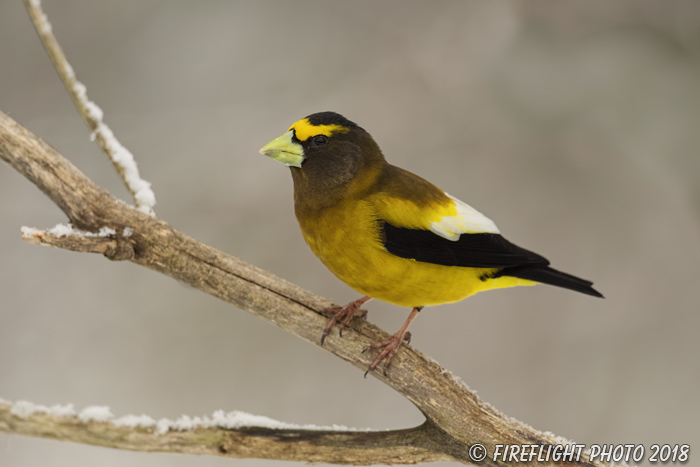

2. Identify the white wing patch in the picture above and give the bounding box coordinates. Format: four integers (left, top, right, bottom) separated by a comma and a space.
429, 193, 500, 241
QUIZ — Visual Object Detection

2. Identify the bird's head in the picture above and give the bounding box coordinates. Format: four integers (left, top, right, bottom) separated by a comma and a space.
259, 111, 386, 196
260, 111, 383, 164
259, 112, 360, 169
259, 111, 354, 164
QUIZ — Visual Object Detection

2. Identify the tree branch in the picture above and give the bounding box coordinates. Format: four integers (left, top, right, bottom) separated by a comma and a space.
0, 401, 450, 464
23, 0, 156, 214
0, 110, 618, 466
21, 225, 135, 259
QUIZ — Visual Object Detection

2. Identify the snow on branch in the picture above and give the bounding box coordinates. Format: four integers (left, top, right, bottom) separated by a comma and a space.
0, 398, 438, 464
23, 223, 116, 238
21, 224, 135, 260
3, 397, 364, 435
24, 0, 156, 215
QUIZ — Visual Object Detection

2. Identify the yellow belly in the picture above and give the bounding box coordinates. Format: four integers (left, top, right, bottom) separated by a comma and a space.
297, 199, 535, 308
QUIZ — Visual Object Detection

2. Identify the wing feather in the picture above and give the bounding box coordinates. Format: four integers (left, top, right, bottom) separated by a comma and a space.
382, 221, 549, 269
429, 193, 500, 240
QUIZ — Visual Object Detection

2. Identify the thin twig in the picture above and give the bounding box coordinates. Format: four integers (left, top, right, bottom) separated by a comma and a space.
23, 0, 156, 215
0, 110, 618, 466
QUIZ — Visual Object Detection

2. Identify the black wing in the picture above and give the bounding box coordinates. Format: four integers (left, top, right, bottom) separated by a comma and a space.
381, 221, 549, 269
381, 221, 603, 297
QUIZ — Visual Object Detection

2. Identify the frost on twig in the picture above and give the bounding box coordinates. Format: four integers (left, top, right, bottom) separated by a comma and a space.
3, 397, 364, 435
24, 0, 156, 215
21, 224, 135, 260
0, 397, 441, 464
23, 223, 115, 238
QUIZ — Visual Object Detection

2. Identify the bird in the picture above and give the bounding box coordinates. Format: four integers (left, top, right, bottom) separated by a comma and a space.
259, 111, 602, 375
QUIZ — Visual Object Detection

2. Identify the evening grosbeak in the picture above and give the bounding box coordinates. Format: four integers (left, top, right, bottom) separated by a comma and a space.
260, 112, 602, 375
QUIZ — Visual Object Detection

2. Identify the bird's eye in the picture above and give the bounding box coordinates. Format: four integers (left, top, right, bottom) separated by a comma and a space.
312, 135, 329, 147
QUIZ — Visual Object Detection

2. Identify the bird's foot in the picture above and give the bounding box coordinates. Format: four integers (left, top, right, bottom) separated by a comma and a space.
362, 331, 412, 377
320, 296, 370, 345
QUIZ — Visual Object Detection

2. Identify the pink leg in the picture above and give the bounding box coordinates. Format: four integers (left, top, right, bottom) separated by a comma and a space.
321, 296, 372, 345
363, 306, 422, 377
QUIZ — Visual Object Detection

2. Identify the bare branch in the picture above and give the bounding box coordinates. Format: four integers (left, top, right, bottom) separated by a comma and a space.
0, 110, 617, 466
23, 0, 156, 215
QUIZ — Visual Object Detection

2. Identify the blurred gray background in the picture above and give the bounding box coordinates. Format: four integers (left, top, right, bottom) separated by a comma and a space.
1, 1, 699, 466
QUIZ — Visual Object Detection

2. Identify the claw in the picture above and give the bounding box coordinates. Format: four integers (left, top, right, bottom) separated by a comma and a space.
320, 296, 371, 345
362, 307, 422, 377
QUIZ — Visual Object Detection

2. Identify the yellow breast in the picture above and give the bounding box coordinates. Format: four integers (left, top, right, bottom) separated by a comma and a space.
296, 199, 532, 308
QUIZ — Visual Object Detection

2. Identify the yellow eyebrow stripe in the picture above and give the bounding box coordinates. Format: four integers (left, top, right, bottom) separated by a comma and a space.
289, 118, 350, 142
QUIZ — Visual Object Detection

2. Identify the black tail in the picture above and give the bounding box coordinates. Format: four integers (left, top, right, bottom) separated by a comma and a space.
498, 265, 604, 298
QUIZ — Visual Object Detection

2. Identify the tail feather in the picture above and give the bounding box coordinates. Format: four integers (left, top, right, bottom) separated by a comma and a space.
498, 265, 604, 298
